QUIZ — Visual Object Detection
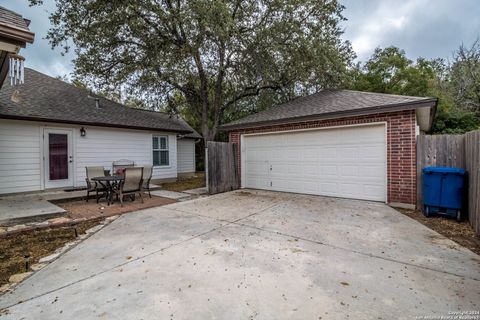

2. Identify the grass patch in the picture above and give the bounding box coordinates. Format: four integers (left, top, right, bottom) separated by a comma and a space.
161, 172, 205, 192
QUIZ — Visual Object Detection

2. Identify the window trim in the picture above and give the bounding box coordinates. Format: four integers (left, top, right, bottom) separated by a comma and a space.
152, 135, 170, 167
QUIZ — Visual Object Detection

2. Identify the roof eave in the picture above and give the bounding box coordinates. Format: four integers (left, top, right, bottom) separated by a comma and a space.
415, 99, 438, 132
0, 23, 35, 47
220, 99, 438, 131
0, 115, 193, 135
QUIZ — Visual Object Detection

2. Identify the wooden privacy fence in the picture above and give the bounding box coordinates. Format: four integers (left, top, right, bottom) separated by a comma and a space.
206, 141, 239, 195
465, 130, 480, 236
416, 130, 480, 235
416, 134, 465, 208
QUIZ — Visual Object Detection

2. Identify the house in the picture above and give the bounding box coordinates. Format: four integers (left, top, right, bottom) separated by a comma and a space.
0, 68, 201, 195
221, 90, 437, 208
0, 6, 35, 88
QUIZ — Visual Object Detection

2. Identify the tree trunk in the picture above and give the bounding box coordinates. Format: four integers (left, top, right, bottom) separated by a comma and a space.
202, 126, 216, 142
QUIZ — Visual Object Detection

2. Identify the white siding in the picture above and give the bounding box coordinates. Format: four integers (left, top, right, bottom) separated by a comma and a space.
0, 119, 180, 194
75, 126, 177, 186
0, 120, 42, 194
177, 139, 195, 173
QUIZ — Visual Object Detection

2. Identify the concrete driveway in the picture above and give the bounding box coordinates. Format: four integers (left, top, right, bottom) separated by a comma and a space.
1, 190, 479, 319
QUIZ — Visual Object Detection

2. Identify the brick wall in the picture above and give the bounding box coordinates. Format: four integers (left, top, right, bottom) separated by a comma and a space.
228, 110, 417, 205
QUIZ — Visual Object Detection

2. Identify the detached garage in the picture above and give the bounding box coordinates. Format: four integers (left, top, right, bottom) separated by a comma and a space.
221, 90, 437, 207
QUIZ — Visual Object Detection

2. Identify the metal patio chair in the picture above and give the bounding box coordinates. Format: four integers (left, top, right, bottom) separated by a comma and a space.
142, 164, 153, 198
85, 166, 106, 202
114, 167, 144, 206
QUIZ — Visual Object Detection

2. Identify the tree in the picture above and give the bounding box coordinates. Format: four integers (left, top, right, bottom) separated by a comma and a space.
450, 38, 480, 114
349, 46, 435, 96
31, 0, 355, 140
349, 46, 480, 134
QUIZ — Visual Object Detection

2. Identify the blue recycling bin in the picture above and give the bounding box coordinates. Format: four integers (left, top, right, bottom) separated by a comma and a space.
422, 167, 466, 221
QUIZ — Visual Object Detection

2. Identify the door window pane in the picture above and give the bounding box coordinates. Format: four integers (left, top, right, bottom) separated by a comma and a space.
49, 133, 68, 180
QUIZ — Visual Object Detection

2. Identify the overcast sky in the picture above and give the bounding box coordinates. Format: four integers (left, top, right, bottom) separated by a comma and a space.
3, 0, 480, 78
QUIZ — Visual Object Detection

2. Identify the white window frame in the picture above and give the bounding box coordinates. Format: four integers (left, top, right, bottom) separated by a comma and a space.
152, 135, 169, 167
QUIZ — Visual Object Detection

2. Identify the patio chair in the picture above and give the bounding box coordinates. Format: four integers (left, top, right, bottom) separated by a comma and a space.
112, 159, 135, 176
85, 166, 106, 202
114, 167, 144, 206
142, 164, 153, 198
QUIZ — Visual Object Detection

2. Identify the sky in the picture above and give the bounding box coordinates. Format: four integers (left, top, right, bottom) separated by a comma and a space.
3, 0, 480, 79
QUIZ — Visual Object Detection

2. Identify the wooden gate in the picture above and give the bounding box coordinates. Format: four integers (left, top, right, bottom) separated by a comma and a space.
206, 141, 239, 195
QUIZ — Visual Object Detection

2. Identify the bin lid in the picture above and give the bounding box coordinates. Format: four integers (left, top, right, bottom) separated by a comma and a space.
423, 166, 466, 174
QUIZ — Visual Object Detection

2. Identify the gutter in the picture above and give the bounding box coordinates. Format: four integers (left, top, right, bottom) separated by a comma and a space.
220, 99, 438, 131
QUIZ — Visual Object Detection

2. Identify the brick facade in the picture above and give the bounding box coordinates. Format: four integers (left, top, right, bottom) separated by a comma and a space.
228, 110, 417, 205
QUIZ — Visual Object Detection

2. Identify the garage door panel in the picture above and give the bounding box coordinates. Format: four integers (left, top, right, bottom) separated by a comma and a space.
321, 165, 338, 176
340, 165, 359, 177
339, 147, 358, 160
319, 147, 337, 159
363, 185, 385, 198
245, 162, 268, 175
320, 182, 338, 194
360, 166, 385, 179
243, 124, 386, 202
359, 145, 385, 159
340, 183, 363, 196
301, 149, 318, 160
245, 175, 270, 189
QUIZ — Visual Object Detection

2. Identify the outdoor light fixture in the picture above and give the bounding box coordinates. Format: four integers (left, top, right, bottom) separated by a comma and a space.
80, 127, 86, 137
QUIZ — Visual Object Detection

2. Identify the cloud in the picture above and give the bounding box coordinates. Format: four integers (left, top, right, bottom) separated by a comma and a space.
2, 0, 480, 78
341, 0, 480, 62
350, 1, 422, 58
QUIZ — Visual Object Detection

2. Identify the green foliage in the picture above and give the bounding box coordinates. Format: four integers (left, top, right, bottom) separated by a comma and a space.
349, 45, 480, 134
450, 39, 480, 113
433, 107, 479, 134
350, 47, 434, 96
31, 0, 355, 140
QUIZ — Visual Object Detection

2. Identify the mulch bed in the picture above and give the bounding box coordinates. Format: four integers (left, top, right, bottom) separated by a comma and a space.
396, 208, 480, 255
57, 195, 177, 220
161, 172, 205, 192
0, 219, 101, 286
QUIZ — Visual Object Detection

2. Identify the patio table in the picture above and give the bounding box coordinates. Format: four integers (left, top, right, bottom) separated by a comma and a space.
91, 175, 124, 205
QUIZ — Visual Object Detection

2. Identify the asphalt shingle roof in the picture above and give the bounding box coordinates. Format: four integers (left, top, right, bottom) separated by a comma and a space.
0, 6, 30, 31
221, 89, 436, 130
0, 68, 201, 138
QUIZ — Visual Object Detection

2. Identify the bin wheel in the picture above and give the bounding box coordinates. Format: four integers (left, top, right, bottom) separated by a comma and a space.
456, 210, 461, 222
424, 206, 430, 217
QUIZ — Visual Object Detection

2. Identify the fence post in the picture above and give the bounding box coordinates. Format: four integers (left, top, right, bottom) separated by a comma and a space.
205, 146, 209, 194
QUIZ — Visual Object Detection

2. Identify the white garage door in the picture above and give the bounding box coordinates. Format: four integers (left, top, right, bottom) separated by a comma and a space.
242, 124, 386, 201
